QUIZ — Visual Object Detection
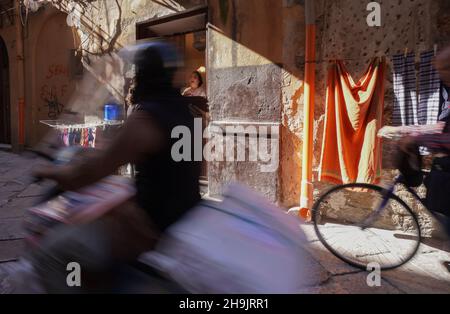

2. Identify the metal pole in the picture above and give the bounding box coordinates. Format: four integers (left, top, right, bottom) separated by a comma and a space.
299, 0, 316, 219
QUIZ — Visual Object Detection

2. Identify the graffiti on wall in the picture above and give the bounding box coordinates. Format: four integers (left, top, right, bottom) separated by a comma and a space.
40, 64, 70, 119
45, 64, 70, 80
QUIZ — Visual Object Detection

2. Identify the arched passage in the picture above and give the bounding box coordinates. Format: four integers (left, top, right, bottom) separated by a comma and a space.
0, 36, 10, 144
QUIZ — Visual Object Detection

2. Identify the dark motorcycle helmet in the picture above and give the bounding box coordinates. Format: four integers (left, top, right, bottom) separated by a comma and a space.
119, 40, 183, 102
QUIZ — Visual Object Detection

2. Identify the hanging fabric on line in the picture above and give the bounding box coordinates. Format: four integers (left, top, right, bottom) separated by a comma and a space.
59, 128, 97, 148
418, 50, 441, 126
392, 52, 418, 126
319, 57, 386, 185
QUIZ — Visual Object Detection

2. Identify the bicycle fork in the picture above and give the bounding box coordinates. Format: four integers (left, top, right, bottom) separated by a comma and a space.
360, 176, 403, 230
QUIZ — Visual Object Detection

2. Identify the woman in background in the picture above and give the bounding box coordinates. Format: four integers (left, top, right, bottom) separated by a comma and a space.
27, 41, 201, 293
125, 78, 138, 117
182, 71, 206, 98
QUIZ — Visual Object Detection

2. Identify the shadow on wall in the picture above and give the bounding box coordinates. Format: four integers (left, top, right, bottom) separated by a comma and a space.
150, 0, 207, 11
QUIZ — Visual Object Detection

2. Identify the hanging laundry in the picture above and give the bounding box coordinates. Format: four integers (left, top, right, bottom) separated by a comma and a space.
319, 58, 386, 184
57, 127, 97, 148
418, 50, 441, 125
392, 52, 418, 126
62, 129, 69, 147
69, 130, 76, 146
83, 128, 89, 147
74, 129, 81, 145
88, 128, 96, 148
80, 128, 85, 147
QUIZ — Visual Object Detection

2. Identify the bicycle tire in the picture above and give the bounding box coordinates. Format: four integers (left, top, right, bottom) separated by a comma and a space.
312, 183, 422, 271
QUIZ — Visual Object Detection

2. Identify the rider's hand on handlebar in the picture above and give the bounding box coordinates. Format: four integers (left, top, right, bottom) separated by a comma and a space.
32, 164, 58, 182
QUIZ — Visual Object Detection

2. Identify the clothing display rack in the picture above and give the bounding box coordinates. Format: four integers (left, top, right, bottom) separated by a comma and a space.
40, 120, 124, 130
40, 119, 124, 148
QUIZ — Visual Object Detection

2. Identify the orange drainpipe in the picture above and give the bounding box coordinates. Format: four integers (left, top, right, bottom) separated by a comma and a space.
18, 98, 25, 145
15, 0, 26, 148
299, 0, 316, 220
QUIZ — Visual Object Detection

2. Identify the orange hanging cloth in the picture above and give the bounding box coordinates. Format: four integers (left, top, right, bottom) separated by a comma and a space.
319, 58, 386, 184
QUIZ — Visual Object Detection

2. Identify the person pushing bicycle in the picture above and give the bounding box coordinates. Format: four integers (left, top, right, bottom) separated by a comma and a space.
398, 46, 450, 237
311, 49, 450, 273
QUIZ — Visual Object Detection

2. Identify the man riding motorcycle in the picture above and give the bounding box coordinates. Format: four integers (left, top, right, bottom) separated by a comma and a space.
26, 41, 201, 293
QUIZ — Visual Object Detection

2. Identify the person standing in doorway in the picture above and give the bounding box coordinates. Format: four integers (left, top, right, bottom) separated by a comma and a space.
182, 71, 206, 98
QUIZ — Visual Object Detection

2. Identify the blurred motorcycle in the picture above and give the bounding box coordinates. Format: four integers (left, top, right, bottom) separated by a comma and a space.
11, 146, 309, 294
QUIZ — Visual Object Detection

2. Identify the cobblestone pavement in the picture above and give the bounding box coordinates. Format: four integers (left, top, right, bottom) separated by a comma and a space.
0, 150, 449, 294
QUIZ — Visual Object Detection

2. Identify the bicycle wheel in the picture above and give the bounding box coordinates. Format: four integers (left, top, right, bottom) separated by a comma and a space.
312, 183, 421, 270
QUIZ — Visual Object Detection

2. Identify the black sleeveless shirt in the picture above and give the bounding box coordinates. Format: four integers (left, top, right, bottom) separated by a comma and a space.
134, 95, 201, 231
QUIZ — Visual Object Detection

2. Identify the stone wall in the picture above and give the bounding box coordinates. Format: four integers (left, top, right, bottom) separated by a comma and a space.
306, 0, 450, 238
44, 0, 285, 202
45, 0, 207, 105
0, 5, 79, 147
278, 0, 449, 206
206, 0, 284, 202
314, 0, 441, 169
42, 0, 450, 236
279, 0, 306, 206
31, 12, 79, 143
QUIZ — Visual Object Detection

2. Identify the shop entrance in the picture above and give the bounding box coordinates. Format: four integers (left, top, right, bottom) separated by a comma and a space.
0, 36, 10, 145
136, 6, 209, 182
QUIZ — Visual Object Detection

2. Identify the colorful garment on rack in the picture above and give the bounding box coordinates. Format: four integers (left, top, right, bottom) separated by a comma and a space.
319, 58, 386, 184
392, 52, 418, 126
59, 128, 97, 148
62, 129, 69, 147
418, 50, 441, 125
88, 128, 96, 147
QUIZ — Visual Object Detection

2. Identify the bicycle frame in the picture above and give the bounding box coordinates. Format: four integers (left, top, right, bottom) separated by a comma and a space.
361, 174, 427, 229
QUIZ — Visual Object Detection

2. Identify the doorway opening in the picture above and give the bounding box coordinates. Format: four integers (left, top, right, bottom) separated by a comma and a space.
136, 6, 209, 182
0, 36, 11, 146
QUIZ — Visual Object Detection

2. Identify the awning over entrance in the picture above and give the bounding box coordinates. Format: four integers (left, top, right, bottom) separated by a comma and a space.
136, 6, 207, 39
